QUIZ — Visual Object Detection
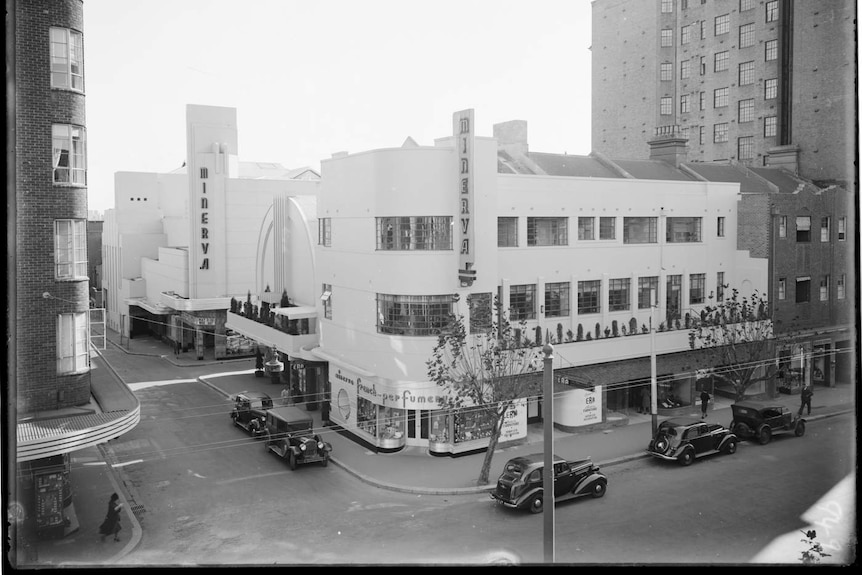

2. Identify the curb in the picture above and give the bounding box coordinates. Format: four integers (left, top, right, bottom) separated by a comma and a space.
106, 339, 253, 368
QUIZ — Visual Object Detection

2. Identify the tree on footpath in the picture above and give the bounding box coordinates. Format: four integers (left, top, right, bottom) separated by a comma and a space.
426, 299, 540, 485
688, 287, 776, 401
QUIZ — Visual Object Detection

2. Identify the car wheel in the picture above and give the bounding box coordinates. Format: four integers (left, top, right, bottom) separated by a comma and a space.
529, 495, 544, 514
794, 420, 806, 437
653, 434, 670, 454
678, 449, 694, 466
289, 452, 297, 470
724, 439, 737, 455
591, 481, 607, 498
758, 427, 772, 445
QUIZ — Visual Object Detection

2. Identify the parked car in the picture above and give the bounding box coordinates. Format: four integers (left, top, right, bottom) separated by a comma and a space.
263, 406, 332, 469
730, 401, 806, 445
230, 391, 273, 437
647, 417, 737, 466
490, 453, 607, 514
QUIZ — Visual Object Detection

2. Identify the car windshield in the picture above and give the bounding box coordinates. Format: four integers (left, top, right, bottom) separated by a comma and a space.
505, 462, 523, 474
251, 398, 272, 409
658, 425, 678, 436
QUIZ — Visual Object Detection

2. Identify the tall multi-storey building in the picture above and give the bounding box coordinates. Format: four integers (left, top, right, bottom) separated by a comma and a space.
591, 0, 856, 187
8, 0, 138, 558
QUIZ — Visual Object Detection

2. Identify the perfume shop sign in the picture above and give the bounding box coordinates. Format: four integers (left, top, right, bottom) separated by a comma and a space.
334, 368, 444, 409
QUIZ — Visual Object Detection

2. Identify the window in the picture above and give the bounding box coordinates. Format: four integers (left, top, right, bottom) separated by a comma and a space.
820, 276, 830, 301
795, 278, 810, 303
498, 217, 518, 247
527, 217, 568, 246
837, 275, 846, 300
700, 19, 707, 40
820, 217, 831, 242
682, 0, 689, 9
509, 284, 536, 320
680, 59, 691, 79
765, 78, 778, 99
796, 216, 811, 242
738, 137, 754, 160
55, 219, 87, 279
690, 273, 706, 304
660, 97, 673, 116
52, 124, 86, 185
599, 217, 616, 240
544, 282, 570, 318
765, 39, 778, 61
666, 275, 682, 323
321, 284, 332, 319
638, 277, 659, 309
699, 126, 705, 145
578, 217, 595, 240
608, 278, 630, 312
680, 94, 691, 114
50, 27, 84, 91
377, 216, 452, 250
838, 217, 846, 240
700, 56, 707, 75
714, 51, 729, 72
318, 218, 331, 246
661, 28, 674, 47
57, 312, 89, 374
660, 62, 673, 81
740, 0, 755, 11
715, 14, 730, 36
468, 292, 493, 333
717, 216, 726, 237
739, 23, 756, 48
714, 87, 729, 108
661, 0, 673, 13
714, 123, 729, 143
716, 272, 725, 302
765, 1, 779, 22
681, 26, 691, 45
739, 99, 755, 123
667, 217, 702, 242
777, 278, 786, 300
623, 217, 658, 244
377, 294, 453, 336
699, 91, 706, 110
764, 116, 777, 137
578, 281, 601, 315
739, 61, 755, 85
778, 215, 787, 238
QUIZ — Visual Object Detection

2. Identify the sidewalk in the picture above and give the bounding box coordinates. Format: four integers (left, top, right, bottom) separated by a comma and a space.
27, 333, 855, 566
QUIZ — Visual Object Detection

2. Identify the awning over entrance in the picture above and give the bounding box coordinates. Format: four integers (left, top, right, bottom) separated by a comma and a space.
127, 297, 173, 315
273, 305, 317, 320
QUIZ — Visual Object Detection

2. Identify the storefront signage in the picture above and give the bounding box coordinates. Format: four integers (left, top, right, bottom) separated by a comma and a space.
180, 312, 216, 326
577, 385, 602, 426
454, 109, 476, 287
199, 179, 210, 270
500, 399, 527, 441
333, 368, 444, 409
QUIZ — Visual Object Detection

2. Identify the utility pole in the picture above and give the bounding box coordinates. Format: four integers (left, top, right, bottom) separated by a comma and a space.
650, 289, 658, 438
542, 343, 555, 563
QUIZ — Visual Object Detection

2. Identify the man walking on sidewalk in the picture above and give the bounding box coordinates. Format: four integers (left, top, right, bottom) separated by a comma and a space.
700, 389, 710, 418
799, 385, 813, 416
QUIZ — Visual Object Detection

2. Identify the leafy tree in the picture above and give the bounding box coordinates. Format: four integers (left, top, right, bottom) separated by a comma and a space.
426, 300, 541, 485
688, 288, 775, 400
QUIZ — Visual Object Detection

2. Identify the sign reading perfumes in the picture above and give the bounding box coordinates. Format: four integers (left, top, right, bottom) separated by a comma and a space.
454, 109, 476, 287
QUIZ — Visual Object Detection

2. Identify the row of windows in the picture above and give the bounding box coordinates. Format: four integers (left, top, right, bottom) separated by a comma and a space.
667, 1, 779, 47
661, 80, 778, 118
778, 216, 847, 243
778, 275, 847, 303
318, 217, 454, 250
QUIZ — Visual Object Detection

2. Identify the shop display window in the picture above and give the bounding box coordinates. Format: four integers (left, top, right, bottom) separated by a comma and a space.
429, 412, 450, 443
357, 396, 377, 436
379, 406, 404, 440
453, 407, 496, 443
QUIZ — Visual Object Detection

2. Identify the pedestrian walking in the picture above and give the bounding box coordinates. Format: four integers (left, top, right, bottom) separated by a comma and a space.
700, 389, 710, 418
799, 385, 813, 416
98, 493, 123, 542
281, 387, 290, 406
640, 388, 650, 414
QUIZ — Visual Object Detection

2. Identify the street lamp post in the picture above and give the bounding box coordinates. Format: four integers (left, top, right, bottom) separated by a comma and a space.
542, 343, 555, 563
650, 289, 658, 438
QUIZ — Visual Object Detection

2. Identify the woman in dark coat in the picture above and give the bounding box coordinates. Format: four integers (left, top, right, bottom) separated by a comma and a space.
99, 493, 123, 542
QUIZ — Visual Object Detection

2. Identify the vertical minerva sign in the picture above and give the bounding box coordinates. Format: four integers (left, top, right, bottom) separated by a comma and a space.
454, 109, 476, 287
199, 174, 210, 270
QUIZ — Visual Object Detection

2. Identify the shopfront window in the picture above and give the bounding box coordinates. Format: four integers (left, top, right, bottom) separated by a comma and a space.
379, 406, 405, 441
453, 407, 497, 443
357, 396, 377, 436
430, 412, 450, 443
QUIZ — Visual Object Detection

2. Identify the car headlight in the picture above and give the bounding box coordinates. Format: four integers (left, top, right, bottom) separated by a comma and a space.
300, 443, 307, 451
318, 441, 325, 450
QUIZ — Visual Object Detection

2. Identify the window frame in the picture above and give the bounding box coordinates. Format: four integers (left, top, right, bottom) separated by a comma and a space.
577, 280, 601, 315
764, 116, 777, 137
321, 284, 332, 319
717, 216, 726, 238
820, 217, 831, 242
716, 271, 725, 302
714, 123, 729, 143
778, 215, 787, 238
795, 277, 811, 303
318, 217, 331, 247
661, 28, 674, 47
376, 294, 454, 336
50, 27, 84, 92
739, 61, 755, 86
680, 59, 691, 79
54, 219, 88, 280
838, 217, 846, 241
599, 217, 616, 240
714, 51, 729, 72
819, 276, 830, 301
638, 276, 659, 309
608, 278, 631, 312
377, 216, 453, 251
765, 0, 779, 23
714, 14, 730, 36
666, 217, 702, 243
57, 312, 89, 374
660, 62, 673, 82
497, 217, 518, 247
544, 282, 571, 318
52, 124, 87, 185
777, 278, 786, 300
680, 94, 691, 114
796, 216, 811, 242
714, 87, 729, 108
689, 273, 706, 304
739, 23, 756, 48
765, 78, 778, 99
660, 97, 673, 116
623, 217, 658, 244
578, 217, 595, 241
527, 217, 568, 246
738, 98, 755, 123
765, 39, 778, 61
509, 284, 537, 320
837, 275, 846, 300
738, 136, 754, 160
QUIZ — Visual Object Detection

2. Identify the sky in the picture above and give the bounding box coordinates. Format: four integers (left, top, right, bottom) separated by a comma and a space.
83, 0, 594, 212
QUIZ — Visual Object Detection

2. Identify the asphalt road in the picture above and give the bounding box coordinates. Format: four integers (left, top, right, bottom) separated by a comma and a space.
105, 376, 854, 566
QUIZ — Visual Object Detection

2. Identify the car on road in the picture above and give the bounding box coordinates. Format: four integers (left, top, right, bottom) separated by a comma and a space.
230, 391, 274, 437
730, 401, 806, 445
263, 406, 332, 469
647, 417, 737, 466
490, 453, 607, 514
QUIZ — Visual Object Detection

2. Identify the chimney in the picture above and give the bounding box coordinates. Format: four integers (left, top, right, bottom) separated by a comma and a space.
648, 125, 689, 168
764, 144, 800, 175
494, 120, 529, 156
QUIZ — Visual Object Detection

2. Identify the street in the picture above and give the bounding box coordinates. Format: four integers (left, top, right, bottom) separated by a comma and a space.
103, 372, 854, 565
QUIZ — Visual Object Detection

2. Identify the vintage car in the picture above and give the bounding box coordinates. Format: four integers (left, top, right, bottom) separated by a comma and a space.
230, 391, 274, 437
730, 401, 806, 445
490, 453, 607, 514
263, 406, 332, 469
647, 417, 738, 466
